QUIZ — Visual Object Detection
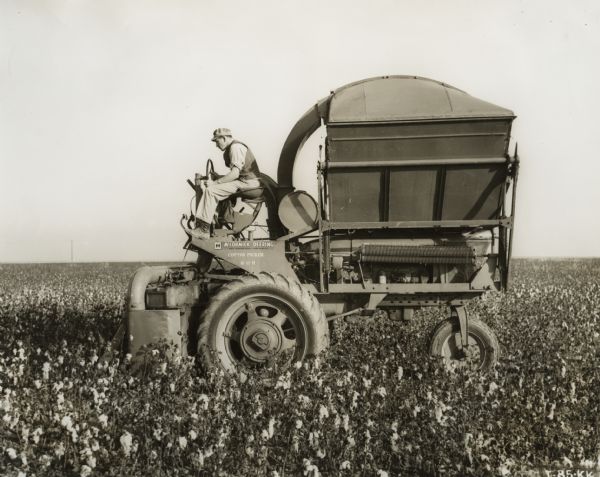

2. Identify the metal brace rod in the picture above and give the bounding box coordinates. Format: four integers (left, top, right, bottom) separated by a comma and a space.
326, 307, 364, 322
276, 225, 317, 241
453, 306, 469, 349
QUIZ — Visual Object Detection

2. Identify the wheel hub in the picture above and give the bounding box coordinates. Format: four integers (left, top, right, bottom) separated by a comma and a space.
240, 318, 285, 362
251, 331, 270, 350
441, 333, 485, 370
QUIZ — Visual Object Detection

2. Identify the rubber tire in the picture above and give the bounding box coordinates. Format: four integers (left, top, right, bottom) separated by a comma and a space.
198, 272, 329, 373
429, 316, 499, 371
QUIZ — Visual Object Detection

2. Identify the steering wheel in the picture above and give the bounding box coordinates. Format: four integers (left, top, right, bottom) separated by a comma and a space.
187, 159, 217, 225
206, 159, 216, 181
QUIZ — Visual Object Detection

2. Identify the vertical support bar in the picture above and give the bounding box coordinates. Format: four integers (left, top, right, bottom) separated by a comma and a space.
495, 160, 510, 284
323, 232, 330, 292
499, 161, 508, 217
497, 222, 505, 288
317, 157, 325, 293
453, 306, 469, 350
434, 166, 447, 221
505, 148, 520, 290
382, 167, 390, 222
323, 135, 330, 222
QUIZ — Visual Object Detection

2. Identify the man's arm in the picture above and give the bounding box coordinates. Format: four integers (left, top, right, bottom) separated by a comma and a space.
215, 143, 246, 184
215, 167, 239, 184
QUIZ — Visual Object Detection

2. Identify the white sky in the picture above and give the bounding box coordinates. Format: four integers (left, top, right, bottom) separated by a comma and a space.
1, 0, 599, 262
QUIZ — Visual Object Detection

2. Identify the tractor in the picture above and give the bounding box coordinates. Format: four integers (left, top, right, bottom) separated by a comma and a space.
120, 76, 519, 373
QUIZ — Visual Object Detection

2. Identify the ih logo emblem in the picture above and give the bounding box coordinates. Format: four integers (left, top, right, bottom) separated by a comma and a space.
214, 242, 222, 250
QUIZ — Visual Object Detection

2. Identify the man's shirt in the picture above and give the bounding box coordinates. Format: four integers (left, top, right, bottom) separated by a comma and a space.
228, 143, 247, 171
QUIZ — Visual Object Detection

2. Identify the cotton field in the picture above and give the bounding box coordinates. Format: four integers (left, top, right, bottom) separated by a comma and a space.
0, 260, 599, 476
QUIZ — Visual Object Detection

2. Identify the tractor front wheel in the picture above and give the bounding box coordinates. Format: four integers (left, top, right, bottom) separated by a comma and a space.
198, 273, 329, 374
429, 316, 499, 371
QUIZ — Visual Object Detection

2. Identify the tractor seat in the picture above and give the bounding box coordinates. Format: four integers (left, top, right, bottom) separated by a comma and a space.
232, 186, 265, 203
215, 183, 266, 236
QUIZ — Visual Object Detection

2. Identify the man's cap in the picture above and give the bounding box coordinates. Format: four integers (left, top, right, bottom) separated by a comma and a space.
211, 128, 232, 141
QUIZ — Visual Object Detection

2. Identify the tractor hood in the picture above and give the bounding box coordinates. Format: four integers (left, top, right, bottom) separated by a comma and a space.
276, 76, 514, 189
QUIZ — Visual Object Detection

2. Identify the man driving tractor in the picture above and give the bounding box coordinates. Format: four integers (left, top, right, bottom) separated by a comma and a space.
191, 128, 261, 239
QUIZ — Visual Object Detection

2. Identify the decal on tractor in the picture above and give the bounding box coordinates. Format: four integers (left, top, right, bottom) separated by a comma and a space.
222, 241, 274, 249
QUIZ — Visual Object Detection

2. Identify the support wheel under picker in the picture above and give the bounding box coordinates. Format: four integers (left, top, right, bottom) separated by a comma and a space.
197, 272, 329, 374
429, 315, 499, 371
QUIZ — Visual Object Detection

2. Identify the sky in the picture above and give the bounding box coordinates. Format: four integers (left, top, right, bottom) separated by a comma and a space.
1, 0, 599, 262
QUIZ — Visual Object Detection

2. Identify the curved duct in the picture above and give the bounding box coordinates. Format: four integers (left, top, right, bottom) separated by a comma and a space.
276, 96, 330, 194
127, 266, 171, 311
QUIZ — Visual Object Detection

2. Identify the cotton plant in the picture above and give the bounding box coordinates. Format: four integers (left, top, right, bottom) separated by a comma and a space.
1, 261, 600, 475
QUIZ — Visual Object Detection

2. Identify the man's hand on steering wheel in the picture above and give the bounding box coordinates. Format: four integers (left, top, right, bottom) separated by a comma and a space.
200, 177, 213, 191
206, 159, 217, 181
195, 159, 218, 191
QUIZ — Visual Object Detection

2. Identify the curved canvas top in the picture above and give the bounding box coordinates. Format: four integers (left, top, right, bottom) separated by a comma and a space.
277, 76, 514, 188
328, 76, 514, 123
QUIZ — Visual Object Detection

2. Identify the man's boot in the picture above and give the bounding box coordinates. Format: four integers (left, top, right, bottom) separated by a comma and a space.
190, 220, 210, 240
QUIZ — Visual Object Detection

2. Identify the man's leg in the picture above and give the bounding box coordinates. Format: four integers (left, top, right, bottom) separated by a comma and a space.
237, 178, 261, 192
195, 180, 241, 226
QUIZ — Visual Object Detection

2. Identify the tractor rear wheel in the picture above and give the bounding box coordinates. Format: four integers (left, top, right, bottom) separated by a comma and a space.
198, 272, 329, 373
429, 317, 498, 371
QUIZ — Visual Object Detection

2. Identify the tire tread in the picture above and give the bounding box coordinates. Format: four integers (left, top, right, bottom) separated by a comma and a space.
198, 273, 329, 372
